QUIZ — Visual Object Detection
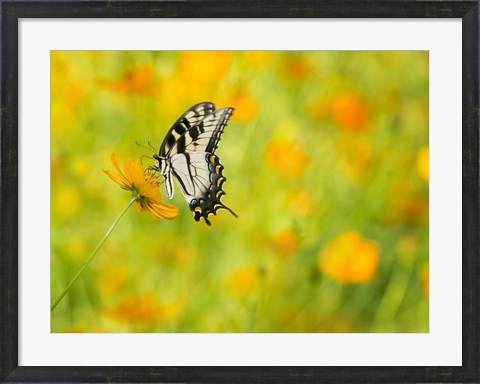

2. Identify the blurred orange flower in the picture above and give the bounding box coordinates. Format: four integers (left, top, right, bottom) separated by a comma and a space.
279, 56, 314, 82
157, 76, 208, 120
104, 292, 181, 324
270, 228, 300, 256
332, 93, 370, 133
229, 91, 258, 122
265, 139, 309, 179
227, 265, 262, 296
181, 51, 232, 81
243, 51, 273, 69
97, 64, 160, 95
318, 231, 380, 284
104, 153, 178, 221
416, 146, 429, 182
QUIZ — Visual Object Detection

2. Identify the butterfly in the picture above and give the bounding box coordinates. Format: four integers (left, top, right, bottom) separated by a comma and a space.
152, 102, 238, 225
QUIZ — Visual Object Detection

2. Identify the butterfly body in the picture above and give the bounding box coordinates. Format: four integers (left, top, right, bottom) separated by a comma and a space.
153, 102, 237, 225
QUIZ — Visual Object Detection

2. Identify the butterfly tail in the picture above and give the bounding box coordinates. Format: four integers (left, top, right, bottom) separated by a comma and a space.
220, 204, 238, 219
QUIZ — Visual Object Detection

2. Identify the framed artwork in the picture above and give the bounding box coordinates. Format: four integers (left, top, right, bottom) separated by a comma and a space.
1, 1, 478, 383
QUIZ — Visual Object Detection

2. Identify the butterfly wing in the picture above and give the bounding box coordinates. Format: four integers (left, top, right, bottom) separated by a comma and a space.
163, 166, 175, 199
160, 102, 216, 157
157, 102, 236, 225
170, 152, 237, 225
161, 103, 234, 157
158, 102, 216, 199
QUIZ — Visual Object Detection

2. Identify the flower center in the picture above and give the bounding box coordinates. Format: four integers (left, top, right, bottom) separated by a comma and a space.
144, 170, 160, 187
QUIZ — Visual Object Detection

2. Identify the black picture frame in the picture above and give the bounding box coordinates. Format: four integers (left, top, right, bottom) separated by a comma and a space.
1, 1, 479, 383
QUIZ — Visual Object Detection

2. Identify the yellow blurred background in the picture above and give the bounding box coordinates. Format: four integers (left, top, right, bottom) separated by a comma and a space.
51, 51, 429, 332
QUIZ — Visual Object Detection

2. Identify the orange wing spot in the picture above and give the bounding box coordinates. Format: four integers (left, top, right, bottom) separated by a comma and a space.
215, 165, 222, 173
194, 206, 202, 213
217, 177, 225, 186
216, 190, 223, 198
209, 155, 216, 163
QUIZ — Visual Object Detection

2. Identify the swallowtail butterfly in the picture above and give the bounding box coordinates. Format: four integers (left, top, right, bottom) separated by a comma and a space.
153, 102, 237, 225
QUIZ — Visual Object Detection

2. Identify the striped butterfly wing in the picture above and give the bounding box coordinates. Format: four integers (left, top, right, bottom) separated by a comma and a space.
157, 102, 236, 225
161, 102, 234, 157
160, 102, 215, 157
170, 152, 237, 225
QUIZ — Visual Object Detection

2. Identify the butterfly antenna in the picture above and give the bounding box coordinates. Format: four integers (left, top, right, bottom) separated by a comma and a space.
147, 141, 157, 153
136, 141, 156, 155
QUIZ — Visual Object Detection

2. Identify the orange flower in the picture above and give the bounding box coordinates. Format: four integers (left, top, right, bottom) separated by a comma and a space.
265, 139, 309, 179
180, 51, 232, 81
104, 292, 181, 324
229, 91, 258, 122
227, 265, 262, 296
97, 64, 160, 95
332, 93, 370, 133
243, 51, 273, 69
318, 231, 380, 284
279, 56, 314, 82
104, 154, 178, 221
270, 228, 300, 256
156, 76, 206, 120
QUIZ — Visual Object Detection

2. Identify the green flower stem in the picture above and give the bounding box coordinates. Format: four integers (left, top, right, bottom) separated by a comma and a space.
51, 197, 136, 312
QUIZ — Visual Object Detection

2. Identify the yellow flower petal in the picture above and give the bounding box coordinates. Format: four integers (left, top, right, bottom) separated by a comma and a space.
103, 168, 129, 189
265, 139, 309, 179
105, 153, 178, 221
103, 153, 131, 189
145, 200, 179, 221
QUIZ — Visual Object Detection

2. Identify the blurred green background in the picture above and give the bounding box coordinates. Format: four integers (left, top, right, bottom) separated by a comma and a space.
51, 51, 429, 332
